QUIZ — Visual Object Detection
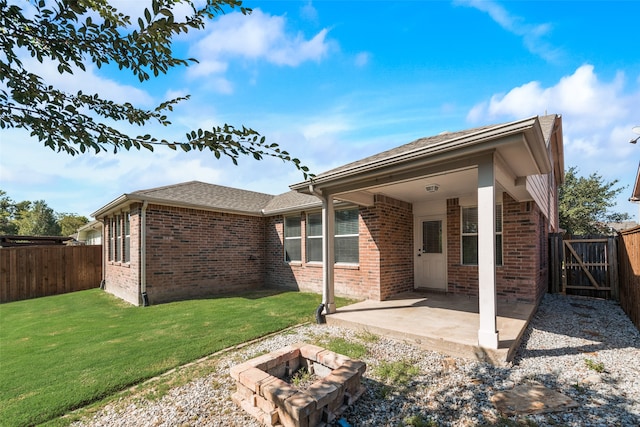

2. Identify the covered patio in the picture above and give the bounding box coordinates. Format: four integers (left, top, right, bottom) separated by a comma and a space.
326, 292, 537, 365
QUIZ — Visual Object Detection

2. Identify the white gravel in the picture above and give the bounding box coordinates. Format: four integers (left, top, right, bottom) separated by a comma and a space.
73, 294, 640, 426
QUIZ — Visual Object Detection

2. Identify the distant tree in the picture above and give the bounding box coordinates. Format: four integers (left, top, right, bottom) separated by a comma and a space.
559, 166, 630, 235
0, 0, 311, 177
15, 200, 62, 236
58, 213, 89, 237
0, 190, 18, 234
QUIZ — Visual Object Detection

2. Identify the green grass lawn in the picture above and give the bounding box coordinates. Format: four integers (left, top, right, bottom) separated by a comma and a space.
0, 288, 333, 427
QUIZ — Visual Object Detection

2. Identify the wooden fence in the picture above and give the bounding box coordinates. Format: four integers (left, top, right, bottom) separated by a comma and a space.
0, 245, 102, 303
618, 226, 640, 330
549, 235, 618, 299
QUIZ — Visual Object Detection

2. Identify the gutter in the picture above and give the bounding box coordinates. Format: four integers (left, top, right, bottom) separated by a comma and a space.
97, 218, 106, 290
140, 200, 149, 306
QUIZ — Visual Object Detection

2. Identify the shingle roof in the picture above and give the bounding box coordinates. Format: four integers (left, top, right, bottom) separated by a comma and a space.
538, 114, 557, 144
92, 181, 320, 217
128, 181, 275, 214
308, 123, 497, 181
291, 114, 559, 190
262, 191, 321, 214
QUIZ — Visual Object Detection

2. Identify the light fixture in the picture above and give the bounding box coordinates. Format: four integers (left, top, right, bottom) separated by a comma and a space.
425, 183, 440, 193
631, 126, 640, 144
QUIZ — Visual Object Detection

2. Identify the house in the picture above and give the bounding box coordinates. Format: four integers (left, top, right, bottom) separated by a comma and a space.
92, 114, 564, 349
630, 161, 640, 221
74, 220, 103, 245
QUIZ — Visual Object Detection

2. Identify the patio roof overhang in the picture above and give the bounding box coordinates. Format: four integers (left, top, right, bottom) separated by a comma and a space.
290, 116, 552, 204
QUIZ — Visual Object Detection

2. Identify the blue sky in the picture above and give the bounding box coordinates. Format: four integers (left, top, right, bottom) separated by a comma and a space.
1, 0, 639, 221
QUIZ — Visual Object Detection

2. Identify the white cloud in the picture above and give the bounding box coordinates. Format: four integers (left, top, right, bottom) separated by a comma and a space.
22, 57, 154, 106
468, 65, 629, 132
300, 1, 319, 24
354, 52, 371, 67
187, 9, 330, 80
454, 0, 561, 62
466, 64, 640, 219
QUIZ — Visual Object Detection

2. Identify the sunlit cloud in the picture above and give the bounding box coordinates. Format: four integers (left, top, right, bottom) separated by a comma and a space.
467, 65, 630, 131
454, 0, 562, 62
354, 52, 371, 67
187, 9, 330, 80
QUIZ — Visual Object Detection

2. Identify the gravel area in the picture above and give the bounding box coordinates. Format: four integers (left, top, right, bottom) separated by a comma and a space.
72, 294, 640, 426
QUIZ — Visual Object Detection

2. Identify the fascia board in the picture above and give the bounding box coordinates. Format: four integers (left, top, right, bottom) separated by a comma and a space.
92, 194, 265, 218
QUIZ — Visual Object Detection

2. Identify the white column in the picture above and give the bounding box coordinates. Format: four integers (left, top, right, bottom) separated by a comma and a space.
322, 197, 336, 314
477, 155, 499, 348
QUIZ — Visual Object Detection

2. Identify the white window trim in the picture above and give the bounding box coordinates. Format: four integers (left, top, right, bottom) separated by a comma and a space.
305, 208, 360, 265
461, 204, 503, 266
283, 216, 302, 263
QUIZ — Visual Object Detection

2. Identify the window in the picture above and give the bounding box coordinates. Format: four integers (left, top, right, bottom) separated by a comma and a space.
305, 208, 360, 264
422, 220, 442, 254
306, 212, 323, 262
335, 209, 359, 263
108, 218, 115, 261
461, 205, 502, 265
124, 212, 130, 263
108, 213, 131, 263
115, 214, 121, 262
284, 216, 301, 262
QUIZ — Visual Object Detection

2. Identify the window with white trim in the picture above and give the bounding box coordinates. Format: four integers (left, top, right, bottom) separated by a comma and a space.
305, 208, 359, 264
284, 216, 301, 262
335, 208, 359, 263
306, 212, 323, 263
108, 218, 115, 261
461, 205, 502, 265
115, 214, 122, 262
124, 212, 130, 263
108, 213, 131, 263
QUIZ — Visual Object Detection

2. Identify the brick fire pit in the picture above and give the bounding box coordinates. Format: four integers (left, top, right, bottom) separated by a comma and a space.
230, 343, 366, 427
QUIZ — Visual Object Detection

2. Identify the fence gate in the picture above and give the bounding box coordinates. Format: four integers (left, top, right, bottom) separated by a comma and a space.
560, 237, 618, 299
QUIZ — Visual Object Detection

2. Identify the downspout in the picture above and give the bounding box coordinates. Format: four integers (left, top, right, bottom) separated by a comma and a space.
97, 218, 106, 290
309, 184, 336, 323
140, 200, 149, 307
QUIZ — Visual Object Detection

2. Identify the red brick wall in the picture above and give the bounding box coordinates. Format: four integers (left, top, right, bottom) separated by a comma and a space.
365, 195, 414, 300
265, 195, 413, 301
143, 205, 265, 304
264, 210, 378, 300
104, 205, 141, 305
446, 195, 549, 303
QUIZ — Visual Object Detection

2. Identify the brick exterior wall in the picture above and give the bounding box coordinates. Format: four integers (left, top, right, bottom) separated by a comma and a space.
104, 205, 141, 305
446, 194, 549, 303
265, 195, 413, 301
365, 195, 414, 300
142, 204, 265, 304
103, 193, 549, 306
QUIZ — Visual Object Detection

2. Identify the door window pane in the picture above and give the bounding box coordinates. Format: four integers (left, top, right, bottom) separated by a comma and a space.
422, 220, 442, 253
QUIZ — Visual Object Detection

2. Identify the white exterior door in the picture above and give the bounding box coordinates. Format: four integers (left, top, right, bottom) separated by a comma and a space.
414, 215, 447, 291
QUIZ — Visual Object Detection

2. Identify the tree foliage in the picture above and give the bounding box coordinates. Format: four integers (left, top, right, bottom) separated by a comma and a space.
558, 166, 630, 235
0, 190, 19, 234
58, 213, 89, 236
14, 200, 61, 236
0, 190, 87, 236
0, 0, 311, 177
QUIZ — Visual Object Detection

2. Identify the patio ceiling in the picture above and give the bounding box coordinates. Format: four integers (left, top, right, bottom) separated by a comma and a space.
293, 116, 554, 206
332, 159, 532, 207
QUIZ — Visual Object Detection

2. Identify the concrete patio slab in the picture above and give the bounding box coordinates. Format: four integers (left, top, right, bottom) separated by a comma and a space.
325, 292, 537, 365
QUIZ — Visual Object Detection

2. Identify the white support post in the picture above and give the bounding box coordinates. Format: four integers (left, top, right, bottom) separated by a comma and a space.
477, 155, 499, 349
322, 197, 336, 314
